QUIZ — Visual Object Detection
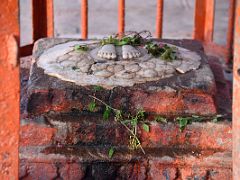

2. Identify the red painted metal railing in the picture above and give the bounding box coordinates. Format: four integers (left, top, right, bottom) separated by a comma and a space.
233, 1, 240, 178
194, 0, 236, 63
1, 0, 240, 178
118, 0, 125, 38
20, 0, 54, 57
156, 0, 164, 38
81, 0, 88, 39
20, 0, 236, 63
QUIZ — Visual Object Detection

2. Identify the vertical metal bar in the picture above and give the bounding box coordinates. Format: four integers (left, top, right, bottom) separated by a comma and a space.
194, 0, 206, 40
32, 0, 54, 41
118, 0, 125, 37
233, 1, 240, 179
194, 0, 215, 42
226, 0, 236, 62
156, 0, 164, 38
0, 0, 19, 178
204, 0, 215, 42
46, 0, 54, 37
81, 0, 88, 39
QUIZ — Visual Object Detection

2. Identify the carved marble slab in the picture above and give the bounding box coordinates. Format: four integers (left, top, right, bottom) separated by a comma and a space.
36, 40, 201, 89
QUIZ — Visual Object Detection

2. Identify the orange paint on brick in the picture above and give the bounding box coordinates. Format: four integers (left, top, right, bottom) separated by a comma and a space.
130, 90, 216, 116
20, 124, 56, 146
27, 90, 83, 115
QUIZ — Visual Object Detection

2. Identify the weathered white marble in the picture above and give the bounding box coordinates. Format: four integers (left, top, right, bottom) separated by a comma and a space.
97, 44, 117, 59
37, 40, 202, 89
122, 45, 141, 59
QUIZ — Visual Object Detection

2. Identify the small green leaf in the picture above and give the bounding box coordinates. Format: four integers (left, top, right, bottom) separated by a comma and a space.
212, 118, 218, 123
115, 110, 123, 121
74, 45, 89, 52
145, 42, 178, 60
131, 118, 138, 126
142, 123, 150, 132
136, 109, 145, 120
176, 117, 191, 132
108, 147, 115, 158
88, 101, 96, 112
93, 85, 103, 92
154, 116, 167, 123
179, 119, 188, 131
212, 114, 223, 123
103, 106, 111, 120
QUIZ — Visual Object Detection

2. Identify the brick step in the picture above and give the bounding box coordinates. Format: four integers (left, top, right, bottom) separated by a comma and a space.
20, 113, 232, 151
20, 146, 231, 179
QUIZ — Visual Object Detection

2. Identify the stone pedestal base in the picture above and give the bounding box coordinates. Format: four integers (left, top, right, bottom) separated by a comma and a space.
20, 39, 232, 179
27, 38, 217, 117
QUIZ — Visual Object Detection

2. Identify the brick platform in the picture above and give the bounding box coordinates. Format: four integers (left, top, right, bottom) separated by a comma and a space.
27, 38, 217, 117
20, 39, 232, 179
20, 115, 231, 151
20, 147, 231, 179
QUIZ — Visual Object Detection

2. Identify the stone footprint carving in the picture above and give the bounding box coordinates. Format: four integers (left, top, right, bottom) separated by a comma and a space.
97, 44, 141, 60
97, 44, 117, 60
122, 45, 141, 59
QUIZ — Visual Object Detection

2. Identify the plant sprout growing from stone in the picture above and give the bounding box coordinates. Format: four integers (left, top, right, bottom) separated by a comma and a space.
88, 95, 148, 154
88, 93, 148, 155
175, 114, 224, 132
73, 30, 178, 61
87, 86, 224, 158
145, 42, 178, 61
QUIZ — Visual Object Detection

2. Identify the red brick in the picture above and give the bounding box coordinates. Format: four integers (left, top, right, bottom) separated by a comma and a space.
180, 167, 194, 179
208, 168, 232, 180
20, 163, 57, 179
59, 163, 85, 180
27, 89, 83, 115
130, 90, 216, 116
35, 112, 232, 151
139, 122, 232, 151
20, 124, 56, 146
65, 122, 96, 144
19, 146, 232, 179
148, 161, 177, 180
180, 167, 232, 180
117, 162, 147, 180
